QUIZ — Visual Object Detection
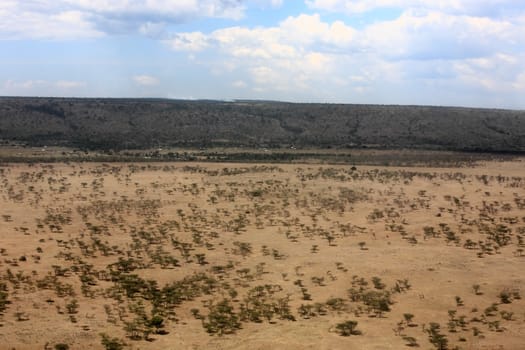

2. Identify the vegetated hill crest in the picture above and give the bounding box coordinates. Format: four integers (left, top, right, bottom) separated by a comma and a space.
0, 96, 524, 152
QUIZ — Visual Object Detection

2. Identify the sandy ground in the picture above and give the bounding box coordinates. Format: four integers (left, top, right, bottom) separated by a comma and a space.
0, 159, 524, 349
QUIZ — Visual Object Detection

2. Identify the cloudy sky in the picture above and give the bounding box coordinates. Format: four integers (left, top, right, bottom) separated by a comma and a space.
1, 0, 525, 108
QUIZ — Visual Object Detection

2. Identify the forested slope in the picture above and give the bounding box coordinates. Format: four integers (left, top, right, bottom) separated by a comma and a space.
1, 97, 524, 152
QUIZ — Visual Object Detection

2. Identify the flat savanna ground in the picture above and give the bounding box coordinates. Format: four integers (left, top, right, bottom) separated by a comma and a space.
0, 158, 524, 349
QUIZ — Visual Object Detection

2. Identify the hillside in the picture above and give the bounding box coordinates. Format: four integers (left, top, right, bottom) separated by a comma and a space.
1, 97, 524, 152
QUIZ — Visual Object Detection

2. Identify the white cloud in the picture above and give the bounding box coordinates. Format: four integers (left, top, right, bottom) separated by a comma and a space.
133, 75, 159, 86
279, 14, 357, 47
452, 53, 525, 92
232, 80, 247, 88
4, 79, 47, 90
0, 0, 247, 39
250, 0, 283, 8
165, 6, 525, 105
3, 1, 525, 107
251, 66, 278, 85
139, 22, 167, 38
172, 13, 357, 58
55, 80, 87, 89
363, 10, 519, 60
0, 6, 103, 40
52, 0, 246, 24
514, 71, 525, 90
63, 0, 245, 19
165, 32, 209, 51
166, 14, 362, 95
2, 79, 86, 95
169, 8, 523, 65
306, 0, 525, 17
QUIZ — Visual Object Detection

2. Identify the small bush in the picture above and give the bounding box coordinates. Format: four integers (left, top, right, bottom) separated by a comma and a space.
334, 320, 361, 336
203, 299, 241, 336
100, 333, 126, 350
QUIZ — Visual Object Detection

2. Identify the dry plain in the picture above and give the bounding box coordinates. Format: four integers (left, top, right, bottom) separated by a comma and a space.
0, 158, 524, 349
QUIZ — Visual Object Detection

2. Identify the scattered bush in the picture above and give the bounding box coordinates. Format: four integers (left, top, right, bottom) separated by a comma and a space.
334, 320, 361, 336
203, 299, 241, 336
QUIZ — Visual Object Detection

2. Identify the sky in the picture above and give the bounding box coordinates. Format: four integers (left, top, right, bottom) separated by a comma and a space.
1, 0, 525, 109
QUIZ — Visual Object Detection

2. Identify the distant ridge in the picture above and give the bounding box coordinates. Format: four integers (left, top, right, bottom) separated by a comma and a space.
1, 96, 524, 152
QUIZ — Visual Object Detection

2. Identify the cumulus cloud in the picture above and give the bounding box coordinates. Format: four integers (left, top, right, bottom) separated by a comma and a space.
2, 79, 87, 96
166, 14, 362, 94
0, 5, 103, 40
165, 32, 210, 51
0, 0, 249, 39
165, 5, 525, 103
232, 80, 247, 88
139, 22, 167, 38
514, 71, 525, 90
133, 75, 159, 86
64, 0, 245, 18
364, 10, 520, 60
452, 53, 525, 92
3, 0, 525, 107
269, 0, 283, 7
4, 79, 47, 90
56, 80, 87, 89
0, 0, 296, 39
172, 14, 357, 57
251, 0, 283, 8
306, 0, 525, 17
168, 9, 523, 62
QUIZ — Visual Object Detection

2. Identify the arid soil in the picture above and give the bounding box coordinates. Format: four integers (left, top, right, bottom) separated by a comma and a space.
0, 159, 524, 349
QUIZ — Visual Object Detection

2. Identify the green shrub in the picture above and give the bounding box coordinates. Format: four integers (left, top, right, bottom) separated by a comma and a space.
203, 299, 241, 336
335, 320, 361, 336
100, 333, 125, 350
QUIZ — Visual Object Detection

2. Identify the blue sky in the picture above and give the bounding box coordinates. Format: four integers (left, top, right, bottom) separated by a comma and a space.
1, 0, 525, 109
